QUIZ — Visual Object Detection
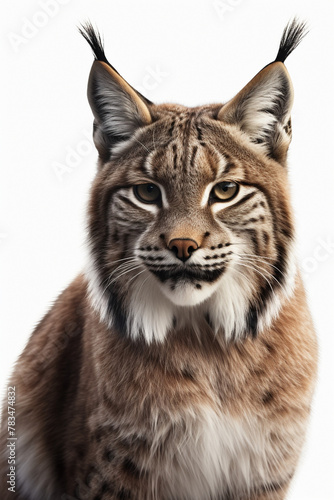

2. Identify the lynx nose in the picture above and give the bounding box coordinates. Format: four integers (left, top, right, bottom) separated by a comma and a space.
168, 238, 199, 262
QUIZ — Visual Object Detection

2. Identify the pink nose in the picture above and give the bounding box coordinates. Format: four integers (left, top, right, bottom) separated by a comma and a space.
168, 238, 199, 262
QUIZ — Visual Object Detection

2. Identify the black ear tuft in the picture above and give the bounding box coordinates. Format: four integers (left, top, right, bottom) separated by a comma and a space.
78, 22, 110, 65
79, 21, 153, 160
275, 18, 308, 63
79, 21, 153, 106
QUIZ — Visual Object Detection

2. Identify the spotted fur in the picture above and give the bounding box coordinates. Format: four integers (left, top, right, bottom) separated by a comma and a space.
0, 19, 317, 500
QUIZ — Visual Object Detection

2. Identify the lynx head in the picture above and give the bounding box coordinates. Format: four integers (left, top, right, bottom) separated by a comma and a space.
81, 20, 307, 343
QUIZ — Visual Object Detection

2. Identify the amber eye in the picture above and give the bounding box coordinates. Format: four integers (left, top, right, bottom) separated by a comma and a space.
134, 184, 161, 204
211, 181, 239, 202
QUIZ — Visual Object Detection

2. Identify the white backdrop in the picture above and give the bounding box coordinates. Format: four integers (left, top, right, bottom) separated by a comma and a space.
1, 1, 333, 498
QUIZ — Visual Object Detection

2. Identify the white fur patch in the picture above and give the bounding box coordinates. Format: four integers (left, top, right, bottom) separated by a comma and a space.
205, 264, 255, 340
200, 181, 214, 208
160, 278, 220, 307
85, 258, 111, 328
127, 272, 174, 343
86, 227, 297, 343
160, 407, 273, 499
256, 241, 297, 333
86, 248, 296, 344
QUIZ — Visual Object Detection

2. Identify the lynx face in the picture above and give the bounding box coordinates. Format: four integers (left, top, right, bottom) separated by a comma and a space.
82, 24, 300, 343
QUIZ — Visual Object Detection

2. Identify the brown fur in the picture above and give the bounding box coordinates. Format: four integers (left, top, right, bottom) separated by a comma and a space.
0, 20, 317, 500
0, 273, 317, 499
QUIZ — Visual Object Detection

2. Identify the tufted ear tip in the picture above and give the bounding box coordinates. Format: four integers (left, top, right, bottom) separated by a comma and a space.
217, 18, 308, 165
274, 17, 309, 63
80, 23, 153, 159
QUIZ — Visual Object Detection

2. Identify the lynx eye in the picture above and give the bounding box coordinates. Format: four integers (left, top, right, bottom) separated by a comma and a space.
211, 181, 239, 202
134, 183, 161, 204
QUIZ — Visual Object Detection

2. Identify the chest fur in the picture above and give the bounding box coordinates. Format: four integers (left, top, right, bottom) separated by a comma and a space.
89, 303, 315, 499
157, 407, 271, 500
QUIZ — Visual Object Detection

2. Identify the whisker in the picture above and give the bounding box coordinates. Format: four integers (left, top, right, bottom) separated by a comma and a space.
110, 256, 139, 265
106, 261, 140, 282
229, 266, 255, 289
102, 260, 138, 285
234, 252, 278, 262
127, 268, 147, 284
236, 257, 284, 288
107, 265, 143, 287
236, 261, 275, 296
236, 254, 284, 277
136, 274, 151, 296
101, 259, 139, 293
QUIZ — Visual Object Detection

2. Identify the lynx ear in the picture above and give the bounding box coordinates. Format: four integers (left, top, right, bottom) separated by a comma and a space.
80, 23, 152, 160
217, 19, 307, 164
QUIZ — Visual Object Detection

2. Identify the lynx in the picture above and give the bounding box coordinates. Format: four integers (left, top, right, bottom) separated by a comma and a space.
0, 19, 317, 500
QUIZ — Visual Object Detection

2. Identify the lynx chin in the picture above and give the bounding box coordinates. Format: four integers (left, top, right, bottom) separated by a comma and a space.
0, 18, 317, 500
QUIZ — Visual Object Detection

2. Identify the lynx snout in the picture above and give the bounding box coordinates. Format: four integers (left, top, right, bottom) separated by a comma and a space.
168, 238, 199, 262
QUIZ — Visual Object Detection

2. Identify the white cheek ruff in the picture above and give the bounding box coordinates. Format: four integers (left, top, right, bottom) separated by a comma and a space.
256, 240, 297, 333
127, 272, 175, 343
85, 257, 112, 328
205, 265, 254, 340
85, 233, 297, 344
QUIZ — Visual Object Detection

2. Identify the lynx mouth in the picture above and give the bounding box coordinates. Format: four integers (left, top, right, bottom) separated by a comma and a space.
149, 265, 226, 284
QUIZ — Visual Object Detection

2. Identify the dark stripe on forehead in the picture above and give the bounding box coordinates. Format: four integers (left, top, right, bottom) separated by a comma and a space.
172, 143, 178, 170
182, 116, 194, 170
200, 143, 237, 178
196, 124, 203, 141
203, 146, 217, 176
190, 145, 198, 168
168, 118, 176, 137
222, 161, 237, 175
217, 149, 235, 176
